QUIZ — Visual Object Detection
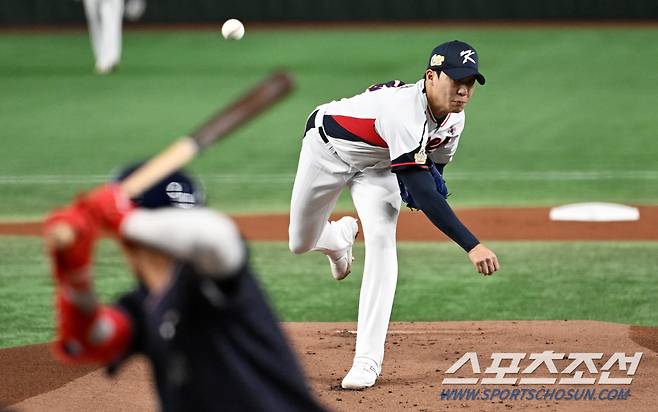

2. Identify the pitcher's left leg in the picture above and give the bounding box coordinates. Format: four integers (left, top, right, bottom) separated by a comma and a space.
342, 168, 401, 389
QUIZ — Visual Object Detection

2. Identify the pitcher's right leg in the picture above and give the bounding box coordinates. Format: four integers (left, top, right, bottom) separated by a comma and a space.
288, 129, 353, 256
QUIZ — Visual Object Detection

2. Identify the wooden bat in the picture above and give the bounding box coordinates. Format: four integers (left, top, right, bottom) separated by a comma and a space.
122, 70, 294, 196
48, 71, 294, 249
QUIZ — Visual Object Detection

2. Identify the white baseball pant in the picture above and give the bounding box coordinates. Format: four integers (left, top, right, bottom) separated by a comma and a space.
289, 118, 401, 369
83, 0, 124, 72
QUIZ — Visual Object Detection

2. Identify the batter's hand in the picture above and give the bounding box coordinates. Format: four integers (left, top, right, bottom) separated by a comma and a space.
44, 205, 98, 288
467, 244, 499, 276
79, 183, 135, 235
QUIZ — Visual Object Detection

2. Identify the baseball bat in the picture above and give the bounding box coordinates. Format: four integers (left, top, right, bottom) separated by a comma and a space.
48, 71, 294, 249
122, 70, 294, 197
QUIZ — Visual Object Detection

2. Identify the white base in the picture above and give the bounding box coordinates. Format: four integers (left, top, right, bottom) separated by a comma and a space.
549, 202, 639, 222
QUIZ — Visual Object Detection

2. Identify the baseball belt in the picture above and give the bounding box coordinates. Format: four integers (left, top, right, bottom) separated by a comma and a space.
304, 109, 330, 144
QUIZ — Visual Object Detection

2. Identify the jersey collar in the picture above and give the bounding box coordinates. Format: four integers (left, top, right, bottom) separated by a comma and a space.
416, 79, 445, 128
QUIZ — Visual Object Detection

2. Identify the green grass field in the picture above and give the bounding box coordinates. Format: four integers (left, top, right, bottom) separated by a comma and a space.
1, 237, 656, 348
1, 27, 657, 349
1, 28, 657, 217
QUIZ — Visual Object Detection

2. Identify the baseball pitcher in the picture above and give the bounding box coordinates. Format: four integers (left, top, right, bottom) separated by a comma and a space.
288, 40, 500, 390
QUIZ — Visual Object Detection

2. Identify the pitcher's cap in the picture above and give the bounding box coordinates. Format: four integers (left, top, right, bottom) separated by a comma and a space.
427, 40, 485, 85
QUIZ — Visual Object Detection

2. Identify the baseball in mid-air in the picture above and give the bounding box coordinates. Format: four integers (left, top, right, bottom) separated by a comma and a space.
221, 19, 245, 40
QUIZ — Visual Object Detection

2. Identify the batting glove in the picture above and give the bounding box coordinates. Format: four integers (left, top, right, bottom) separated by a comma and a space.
44, 205, 98, 290
79, 183, 136, 236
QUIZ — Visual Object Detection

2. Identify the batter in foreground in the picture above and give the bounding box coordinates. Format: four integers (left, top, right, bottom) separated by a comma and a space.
289, 40, 500, 390
45, 169, 326, 412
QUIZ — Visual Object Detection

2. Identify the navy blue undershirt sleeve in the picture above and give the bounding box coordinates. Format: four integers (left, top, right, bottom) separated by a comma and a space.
396, 169, 479, 252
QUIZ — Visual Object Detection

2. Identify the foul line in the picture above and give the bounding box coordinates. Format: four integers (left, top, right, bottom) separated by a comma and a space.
1, 171, 658, 185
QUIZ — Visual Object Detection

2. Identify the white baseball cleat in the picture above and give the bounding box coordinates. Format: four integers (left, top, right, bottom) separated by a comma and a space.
327, 216, 359, 281
341, 357, 379, 390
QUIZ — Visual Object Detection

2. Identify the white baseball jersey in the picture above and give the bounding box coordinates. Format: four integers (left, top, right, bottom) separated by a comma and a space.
291, 78, 469, 372
315, 79, 465, 171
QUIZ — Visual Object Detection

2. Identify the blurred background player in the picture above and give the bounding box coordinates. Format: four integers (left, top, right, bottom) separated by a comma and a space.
124, 0, 147, 22
288, 40, 499, 390
81, 0, 124, 74
44, 167, 326, 412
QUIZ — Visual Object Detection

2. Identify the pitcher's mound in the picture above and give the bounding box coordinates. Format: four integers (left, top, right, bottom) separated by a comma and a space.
6, 321, 658, 412
291, 321, 658, 411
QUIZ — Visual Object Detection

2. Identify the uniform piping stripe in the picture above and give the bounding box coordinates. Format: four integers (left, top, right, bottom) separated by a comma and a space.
440, 113, 451, 127
391, 162, 429, 168
328, 115, 388, 148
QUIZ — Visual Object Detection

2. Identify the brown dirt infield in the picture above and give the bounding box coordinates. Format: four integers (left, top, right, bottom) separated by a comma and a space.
1, 207, 657, 411
3, 206, 658, 241
3, 322, 658, 412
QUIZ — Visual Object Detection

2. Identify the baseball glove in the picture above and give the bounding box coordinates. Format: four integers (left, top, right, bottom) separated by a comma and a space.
398, 163, 449, 210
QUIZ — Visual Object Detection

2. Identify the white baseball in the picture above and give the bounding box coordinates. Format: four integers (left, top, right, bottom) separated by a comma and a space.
221, 19, 245, 40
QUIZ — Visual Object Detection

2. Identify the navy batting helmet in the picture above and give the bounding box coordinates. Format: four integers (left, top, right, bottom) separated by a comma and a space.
115, 164, 205, 209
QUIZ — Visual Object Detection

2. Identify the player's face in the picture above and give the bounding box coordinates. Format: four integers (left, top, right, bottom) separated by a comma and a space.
425, 70, 477, 115
121, 242, 174, 294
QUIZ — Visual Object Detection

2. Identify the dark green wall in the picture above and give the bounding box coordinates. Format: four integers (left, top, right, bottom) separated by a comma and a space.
2, 0, 657, 24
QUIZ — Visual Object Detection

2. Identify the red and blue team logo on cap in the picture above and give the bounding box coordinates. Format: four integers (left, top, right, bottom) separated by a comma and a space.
427, 40, 486, 85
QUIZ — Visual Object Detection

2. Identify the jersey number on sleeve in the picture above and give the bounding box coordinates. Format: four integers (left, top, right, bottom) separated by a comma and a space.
426, 136, 453, 151
367, 80, 407, 92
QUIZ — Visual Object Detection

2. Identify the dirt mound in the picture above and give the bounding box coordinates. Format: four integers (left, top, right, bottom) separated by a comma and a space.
0, 344, 94, 406
4, 321, 657, 411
